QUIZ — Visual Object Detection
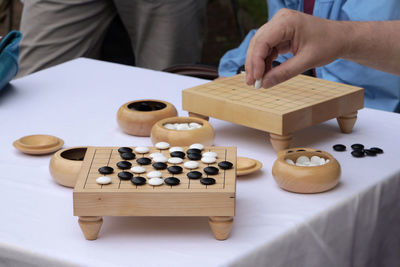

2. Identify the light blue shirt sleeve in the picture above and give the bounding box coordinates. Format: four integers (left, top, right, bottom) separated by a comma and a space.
314, 0, 400, 112
218, 30, 256, 77
218, 0, 297, 77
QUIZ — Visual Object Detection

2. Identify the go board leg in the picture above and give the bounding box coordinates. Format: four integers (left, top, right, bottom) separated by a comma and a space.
78, 216, 103, 240
188, 112, 209, 121
209, 216, 233, 240
337, 111, 358, 133
269, 133, 292, 152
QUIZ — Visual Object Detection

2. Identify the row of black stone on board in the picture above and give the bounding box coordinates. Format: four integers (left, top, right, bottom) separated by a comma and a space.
333, 143, 384, 158
117, 146, 206, 161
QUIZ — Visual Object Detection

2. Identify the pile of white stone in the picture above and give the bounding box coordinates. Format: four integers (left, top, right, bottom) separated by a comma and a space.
163, 122, 202, 130
285, 155, 329, 167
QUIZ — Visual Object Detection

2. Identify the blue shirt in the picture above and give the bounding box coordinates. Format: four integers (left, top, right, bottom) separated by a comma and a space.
218, 0, 400, 112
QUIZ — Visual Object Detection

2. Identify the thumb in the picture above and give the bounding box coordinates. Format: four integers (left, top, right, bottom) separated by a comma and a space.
262, 54, 312, 88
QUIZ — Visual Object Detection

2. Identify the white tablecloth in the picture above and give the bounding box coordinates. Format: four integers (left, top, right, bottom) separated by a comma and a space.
0, 58, 399, 267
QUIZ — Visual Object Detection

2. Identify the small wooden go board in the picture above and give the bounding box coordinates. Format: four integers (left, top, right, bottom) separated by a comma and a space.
182, 73, 364, 136
73, 146, 236, 240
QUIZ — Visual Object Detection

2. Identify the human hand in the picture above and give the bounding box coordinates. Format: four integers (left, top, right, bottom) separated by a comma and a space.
245, 9, 351, 88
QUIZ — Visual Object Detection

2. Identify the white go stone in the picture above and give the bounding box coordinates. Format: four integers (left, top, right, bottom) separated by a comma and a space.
153, 156, 168, 163
189, 122, 202, 129
285, 159, 295, 165
293, 155, 329, 167
203, 151, 217, 158
176, 123, 190, 130
168, 157, 183, 164
164, 123, 175, 130
135, 146, 149, 154
147, 171, 162, 178
131, 166, 146, 173
96, 176, 112, 185
190, 143, 204, 150
310, 156, 321, 164
254, 79, 262, 89
164, 122, 203, 131
149, 152, 163, 158
148, 178, 164, 186
183, 161, 199, 169
155, 142, 170, 150
169, 147, 184, 153
296, 156, 310, 165
201, 156, 216, 164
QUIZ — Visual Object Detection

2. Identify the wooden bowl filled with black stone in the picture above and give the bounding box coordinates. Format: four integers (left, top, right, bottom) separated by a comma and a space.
117, 99, 177, 137
151, 116, 215, 146
272, 148, 341, 193
49, 147, 88, 188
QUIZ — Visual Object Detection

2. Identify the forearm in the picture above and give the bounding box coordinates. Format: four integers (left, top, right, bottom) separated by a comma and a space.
341, 21, 400, 75
245, 9, 400, 88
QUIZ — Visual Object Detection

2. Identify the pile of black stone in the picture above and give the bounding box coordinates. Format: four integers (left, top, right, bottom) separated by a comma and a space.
333, 144, 384, 158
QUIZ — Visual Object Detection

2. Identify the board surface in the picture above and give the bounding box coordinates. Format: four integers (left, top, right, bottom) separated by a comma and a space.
182, 73, 364, 135
74, 146, 236, 217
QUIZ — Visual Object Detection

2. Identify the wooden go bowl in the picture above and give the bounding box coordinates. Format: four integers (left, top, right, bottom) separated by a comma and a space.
272, 148, 341, 193
49, 147, 88, 188
117, 99, 177, 137
151, 116, 215, 147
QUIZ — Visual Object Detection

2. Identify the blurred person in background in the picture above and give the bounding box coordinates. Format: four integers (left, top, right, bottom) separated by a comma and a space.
17, 0, 207, 77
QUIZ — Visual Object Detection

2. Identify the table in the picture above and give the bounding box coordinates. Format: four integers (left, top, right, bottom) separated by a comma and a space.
1, 58, 399, 267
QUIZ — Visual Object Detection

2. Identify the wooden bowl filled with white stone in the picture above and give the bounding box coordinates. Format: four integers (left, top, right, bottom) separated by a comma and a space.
272, 148, 341, 193
49, 147, 88, 188
117, 99, 177, 137
151, 116, 215, 147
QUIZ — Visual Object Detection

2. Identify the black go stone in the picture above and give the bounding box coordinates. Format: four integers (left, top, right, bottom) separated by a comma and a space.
136, 157, 152, 165
168, 166, 183, 174
187, 171, 202, 179
351, 150, 365, 158
152, 162, 167, 170
351, 143, 364, 151
187, 153, 202, 161
136, 102, 152, 111
118, 171, 133, 180
204, 166, 219, 175
370, 147, 384, 154
165, 177, 180, 186
170, 151, 185, 159
200, 178, 216, 185
154, 103, 165, 110
187, 148, 201, 154
118, 147, 132, 154
121, 152, 136, 160
364, 149, 377, 156
116, 161, 132, 170
218, 161, 233, 170
333, 144, 346, 152
98, 166, 114, 174
131, 176, 146, 185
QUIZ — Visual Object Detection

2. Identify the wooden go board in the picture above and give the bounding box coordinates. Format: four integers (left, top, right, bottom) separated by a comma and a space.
182, 73, 364, 136
73, 146, 236, 240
